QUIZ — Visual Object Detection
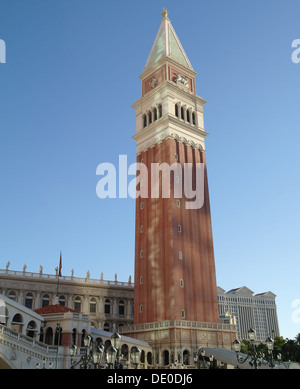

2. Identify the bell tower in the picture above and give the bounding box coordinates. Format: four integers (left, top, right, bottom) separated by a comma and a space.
121, 10, 236, 365
133, 9, 219, 324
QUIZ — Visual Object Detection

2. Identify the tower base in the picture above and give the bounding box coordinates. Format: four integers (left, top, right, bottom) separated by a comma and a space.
119, 319, 237, 368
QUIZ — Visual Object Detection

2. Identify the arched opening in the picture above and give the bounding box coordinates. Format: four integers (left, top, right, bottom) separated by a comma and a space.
74, 296, 81, 313
186, 109, 190, 123
90, 297, 96, 313
42, 294, 50, 307
8, 291, 17, 301
104, 339, 111, 350
181, 106, 184, 120
183, 349, 190, 365
192, 112, 196, 125
104, 299, 111, 314
162, 350, 169, 366
45, 327, 53, 345
11, 313, 23, 333
118, 300, 125, 315
58, 295, 66, 306
175, 104, 179, 117
158, 104, 162, 118
147, 352, 152, 365
95, 337, 103, 346
26, 320, 37, 338
140, 350, 145, 364
148, 111, 152, 125
103, 322, 110, 331
24, 292, 33, 309
121, 344, 129, 360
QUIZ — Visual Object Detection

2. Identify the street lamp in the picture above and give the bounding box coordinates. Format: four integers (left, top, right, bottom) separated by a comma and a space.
110, 331, 123, 369
92, 344, 104, 367
233, 329, 265, 369
130, 346, 141, 369
106, 344, 118, 369
69, 335, 103, 369
111, 331, 121, 349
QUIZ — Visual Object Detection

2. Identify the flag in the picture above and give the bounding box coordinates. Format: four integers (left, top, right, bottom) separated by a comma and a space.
58, 251, 62, 277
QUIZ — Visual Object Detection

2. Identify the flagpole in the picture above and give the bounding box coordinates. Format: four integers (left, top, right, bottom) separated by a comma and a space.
56, 251, 62, 298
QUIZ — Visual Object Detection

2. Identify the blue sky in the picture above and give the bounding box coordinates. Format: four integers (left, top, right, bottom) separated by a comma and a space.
0, 0, 299, 340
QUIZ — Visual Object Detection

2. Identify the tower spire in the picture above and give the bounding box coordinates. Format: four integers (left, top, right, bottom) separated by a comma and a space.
143, 9, 194, 72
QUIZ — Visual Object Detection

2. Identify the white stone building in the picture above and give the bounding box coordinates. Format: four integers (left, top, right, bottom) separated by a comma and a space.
217, 286, 280, 341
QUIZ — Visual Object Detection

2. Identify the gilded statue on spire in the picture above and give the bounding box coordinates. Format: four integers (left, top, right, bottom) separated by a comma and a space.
162, 8, 168, 19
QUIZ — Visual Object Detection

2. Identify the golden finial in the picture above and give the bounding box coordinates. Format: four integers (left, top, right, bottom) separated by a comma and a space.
162, 8, 168, 19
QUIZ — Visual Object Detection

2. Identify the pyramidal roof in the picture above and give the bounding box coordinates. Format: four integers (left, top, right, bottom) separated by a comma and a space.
144, 9, 194, 72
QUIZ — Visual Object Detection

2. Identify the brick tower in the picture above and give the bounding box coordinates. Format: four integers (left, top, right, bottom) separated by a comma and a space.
133, 9, 219, 324
121, 10, 236, 366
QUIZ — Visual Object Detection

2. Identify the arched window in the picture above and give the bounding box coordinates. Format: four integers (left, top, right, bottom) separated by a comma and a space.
140, 350, 145, 364
148, 111, 152, 125
175, 104, 179, 117
74, 296, 81, 313
121, 344, 129, 360
183, 350, 190, 365
119, 300, 125, 315
181, 106, 184, 120
186, 109, 190, 123
8, 290, 16, 301
147, 352, 152, 365
103, 322, 110, 332
104, 299, 111, 314
45, 327, 53, 345
59, 295, 66, 306
42, 294, 50, 307
154, 107, 157, 121
162, 350, 169, 366
158, 104, 162, 118
192, 112, 196, 125
143, 114, 147, 128
25, 292, 33, 309
72, 328, 77, 345
90, 298, 97, 313
95, 337, 103, 346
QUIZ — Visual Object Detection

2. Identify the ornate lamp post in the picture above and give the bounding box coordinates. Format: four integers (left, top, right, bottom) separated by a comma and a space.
70, 335, 104, 369
106, 344, 118, 369
130, 346, 141, 369
111, 331, 123, 369
233, 329, 279, 369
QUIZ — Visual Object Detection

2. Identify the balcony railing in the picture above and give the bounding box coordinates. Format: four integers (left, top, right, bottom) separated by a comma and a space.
0, 268, 133, 288
0, 324, 58, 353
